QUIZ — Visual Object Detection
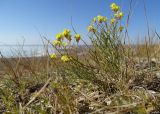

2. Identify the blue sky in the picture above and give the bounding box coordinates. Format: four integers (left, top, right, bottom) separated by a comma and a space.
0, 0, 159, 45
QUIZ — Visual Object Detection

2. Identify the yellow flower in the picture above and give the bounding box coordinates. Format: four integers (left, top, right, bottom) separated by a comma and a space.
115, 12, 124, 20
53, 40, 62, 46
62, 42, 68, 47
88, 25, 96, 33
62, 29, 72, 41
50, 53, 57, 59
110, 18, 116, 25
61, 55, 71, 62
103, 17, 107, 22
75, 34, 81, 42
88, 25, 93, 31
56, 33, 63, 41
97, 15, 107, 23
119, 12, 124, 19
92, 17, 97, 23
110, 3, 116, 8
119, 26, 124, 32
110, 3, 120, 12
97, 15, 103, 23
63, 29, 70, 37
115, 6, 120, 12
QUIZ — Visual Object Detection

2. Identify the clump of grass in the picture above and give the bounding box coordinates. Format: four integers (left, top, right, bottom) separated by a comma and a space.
50, 2, 126, 93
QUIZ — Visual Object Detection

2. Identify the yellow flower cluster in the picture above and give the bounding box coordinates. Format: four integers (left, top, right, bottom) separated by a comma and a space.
53, 29, 81, 47
92, 15, 107, 23
63, 29, 72, 41
88, 25, 96, 33
110, 3, 124, 21
114, 12, 123, 20
110, 3, 120, 12
110, 18, 116, 25
119, 26, 124, 32
51, 29, 82, 62
61, 55, 71, 62
50, 53, 71, 62
109, 3, 124, 32
74, 34, 81, 43
97, 15, 107, 23
93, 17, 97, 23
50, 53, 57, 59
53, 40, 62, 46
51, 2, 125, 62
88, 3, 124, 33
56, 33, 63, 41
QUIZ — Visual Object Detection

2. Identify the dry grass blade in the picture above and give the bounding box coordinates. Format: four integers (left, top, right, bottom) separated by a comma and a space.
23, 77, 52, 108
90, 102, 141, 114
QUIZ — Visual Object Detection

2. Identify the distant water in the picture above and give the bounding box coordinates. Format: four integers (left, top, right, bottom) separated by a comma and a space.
0, 45, 54, 57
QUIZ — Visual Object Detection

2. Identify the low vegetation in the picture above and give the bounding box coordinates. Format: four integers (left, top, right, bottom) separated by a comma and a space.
0, 2, 160, 114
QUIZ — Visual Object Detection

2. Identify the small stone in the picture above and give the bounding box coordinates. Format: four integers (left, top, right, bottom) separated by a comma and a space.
151, 58, 156, 62
156, 72, 160, 78
78, 97, 85, 103
150, 59, 156, 67
147, 90, 156, 94
104, 98, 112, 105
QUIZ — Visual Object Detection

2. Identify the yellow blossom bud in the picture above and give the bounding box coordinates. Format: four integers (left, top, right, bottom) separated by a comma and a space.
56, 33, 63, 41
119, 12, 124, 19
110, 3, 120, 12
93, 17, 97, 23
88, 25, 97, 33
75, 34, 81, 42
115, 12, 124, 20
62, 29, 72, 41
53, 40, 62, 46
110, 18, 116, 25
88, 25, 93, 31
61, 55, 71, 62
97, 15, 104, 23
114, 6, 120, 12
103, 17, 107, 22
50, 53, 57, 59
110, 3, 116, 9
63, 29, 71, 37
97, 15, 107, 23
119, 26, 124, 32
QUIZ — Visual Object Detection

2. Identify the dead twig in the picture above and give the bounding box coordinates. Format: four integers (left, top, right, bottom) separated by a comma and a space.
23, 77, 52, 108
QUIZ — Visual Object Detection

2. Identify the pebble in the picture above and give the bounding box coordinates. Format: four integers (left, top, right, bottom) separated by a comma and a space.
156, 72, 160, 78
